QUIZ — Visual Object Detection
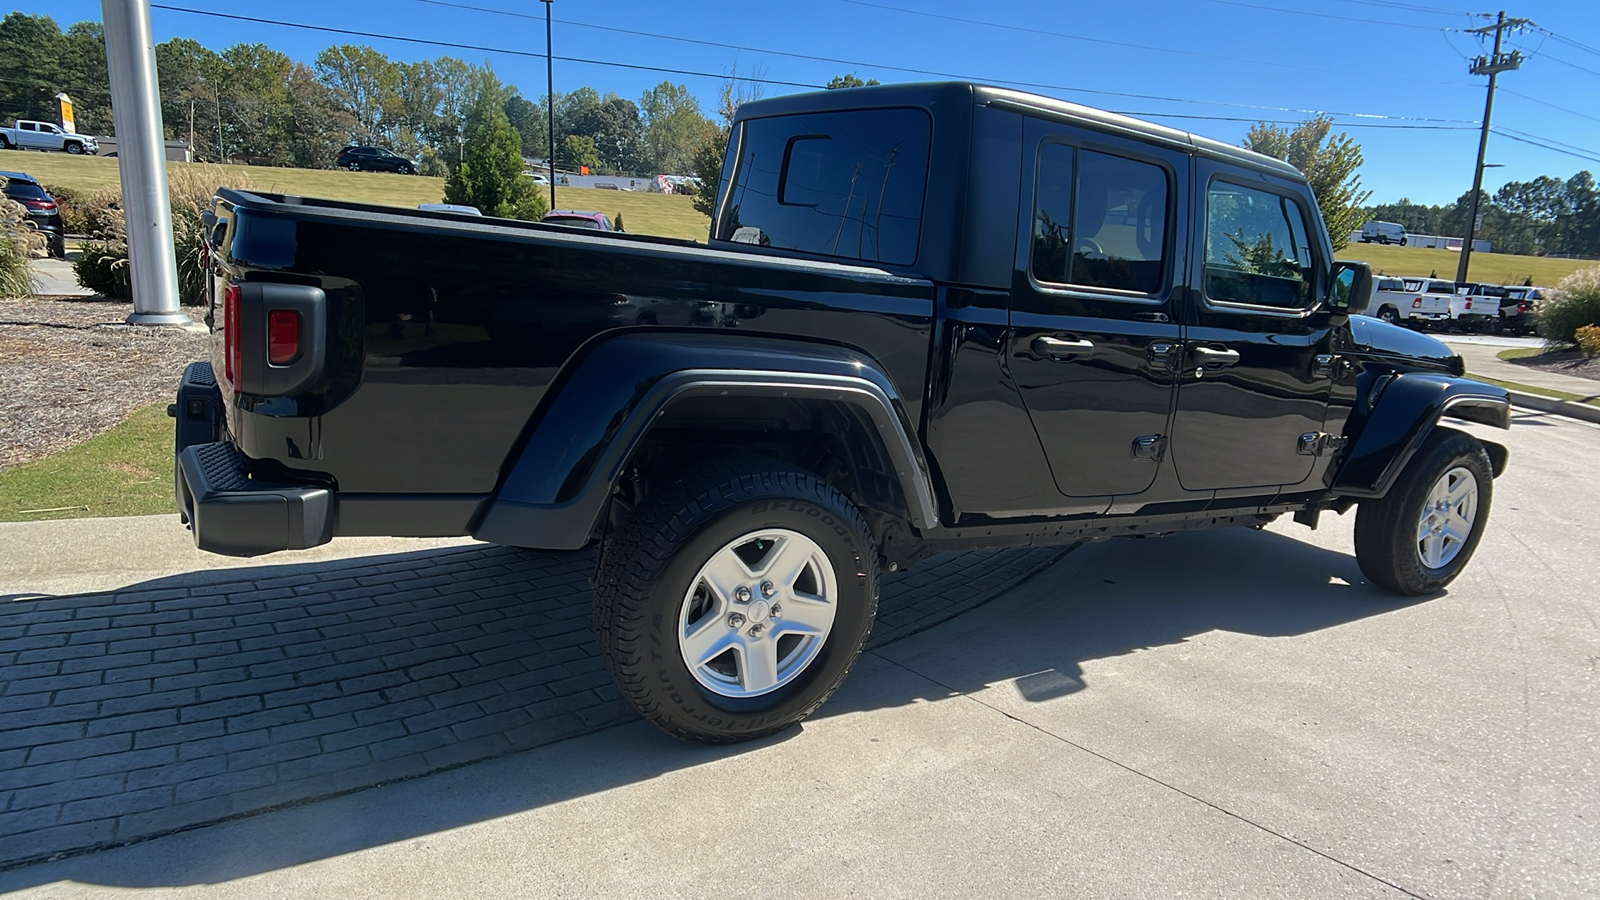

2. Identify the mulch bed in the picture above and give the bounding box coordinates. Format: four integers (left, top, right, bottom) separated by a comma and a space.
1505, 349, 1600, 384
0, 297, 208, 470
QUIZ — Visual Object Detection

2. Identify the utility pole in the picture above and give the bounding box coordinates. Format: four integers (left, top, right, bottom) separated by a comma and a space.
542, 0, 557, 210
1456, 10, 1530, 284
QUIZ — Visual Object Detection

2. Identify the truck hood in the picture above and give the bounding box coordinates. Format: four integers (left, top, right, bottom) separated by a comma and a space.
1348, 315, 1464, 375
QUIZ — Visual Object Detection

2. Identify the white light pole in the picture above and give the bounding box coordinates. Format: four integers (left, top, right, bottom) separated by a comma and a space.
103, 0, 188, 326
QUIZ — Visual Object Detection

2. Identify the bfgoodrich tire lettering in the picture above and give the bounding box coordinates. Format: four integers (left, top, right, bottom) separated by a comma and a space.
593, 456, 880, 743
1354, 427, 1494, 595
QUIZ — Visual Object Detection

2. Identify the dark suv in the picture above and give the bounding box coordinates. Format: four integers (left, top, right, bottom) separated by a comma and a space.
1, 170, 65, 258
334, 146, 415, 175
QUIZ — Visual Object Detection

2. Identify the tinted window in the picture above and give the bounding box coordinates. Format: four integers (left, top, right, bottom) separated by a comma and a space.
1427, 281, 1455, 294
1030, 144, 1169, 295
1204, 182, 1315, 309
19, 123, 34, 131
716, 108, 930, 265
545, 216, 603, 230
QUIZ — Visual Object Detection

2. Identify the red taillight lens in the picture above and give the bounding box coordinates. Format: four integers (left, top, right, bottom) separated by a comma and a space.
267, 309, 300, 366
1519, 302, 1528, 313
1465, 299, 1473, 309
22, 199, 56, 211
1413, 297, 1423, 308
224, 284, 242, 393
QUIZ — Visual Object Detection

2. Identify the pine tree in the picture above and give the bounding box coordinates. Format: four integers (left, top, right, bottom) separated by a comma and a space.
445, 88, 546, 220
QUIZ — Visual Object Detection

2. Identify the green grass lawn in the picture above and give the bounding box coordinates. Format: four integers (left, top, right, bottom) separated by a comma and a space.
1341, 243, 1594, 287
11, 151, 712, 242
0, 403, 174, 522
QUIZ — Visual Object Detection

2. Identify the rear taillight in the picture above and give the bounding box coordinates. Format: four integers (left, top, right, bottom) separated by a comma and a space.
267, 309, 301, 365
1413, 297, 1423, 308
22, 199, 56, 211
1518, 302, 1528, 314
224, 284, 242, 393
1465, 299, 1473, 309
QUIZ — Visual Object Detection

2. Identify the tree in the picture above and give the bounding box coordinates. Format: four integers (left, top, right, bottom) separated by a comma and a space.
503, 94, 545, 160
283, 63, 355, 168
559, 133, 602, 172
639, 81, 719, 175
445, 88, 545, 220
315, 45, 400, 145
825, 73, 880, 89
1243, 116, 1371, 251
587, 96, 646, 174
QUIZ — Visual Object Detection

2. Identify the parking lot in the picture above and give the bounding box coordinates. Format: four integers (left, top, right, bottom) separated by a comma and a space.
0, 411, 1592, 897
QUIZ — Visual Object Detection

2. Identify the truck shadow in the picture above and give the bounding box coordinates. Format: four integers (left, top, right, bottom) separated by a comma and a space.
0, 527, 1420, 888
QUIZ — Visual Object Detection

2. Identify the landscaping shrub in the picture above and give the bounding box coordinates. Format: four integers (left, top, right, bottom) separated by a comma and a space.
1538, 265, 1600, 348
1577, 325, 1600, 360
0, 193, 43, 297
70, 166, 253, 305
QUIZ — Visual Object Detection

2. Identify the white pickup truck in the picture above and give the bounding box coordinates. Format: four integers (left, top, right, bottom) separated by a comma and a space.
0, 120, 98, 155
1365, 276, 1453, 328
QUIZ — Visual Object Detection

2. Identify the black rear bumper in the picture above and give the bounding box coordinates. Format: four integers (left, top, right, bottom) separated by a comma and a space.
173, 362, 334, 557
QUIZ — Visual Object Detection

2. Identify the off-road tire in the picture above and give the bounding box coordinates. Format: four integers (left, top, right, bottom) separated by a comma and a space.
1354, 428, 1494, 595
593, 456, 880, 743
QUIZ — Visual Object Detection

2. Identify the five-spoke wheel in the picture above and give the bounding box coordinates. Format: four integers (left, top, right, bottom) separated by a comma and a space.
1356, 428, 1494, 595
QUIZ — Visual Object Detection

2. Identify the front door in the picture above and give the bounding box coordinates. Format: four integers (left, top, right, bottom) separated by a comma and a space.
1008, 120, 1188, 500
1170, 164, 1337, 492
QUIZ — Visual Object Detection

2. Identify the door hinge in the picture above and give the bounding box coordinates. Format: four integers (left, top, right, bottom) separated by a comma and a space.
1297, 432, 1350, 456
1132, 434, 1167, 461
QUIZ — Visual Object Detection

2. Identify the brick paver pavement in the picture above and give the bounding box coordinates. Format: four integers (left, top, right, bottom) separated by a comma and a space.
0, 543, 1064, 870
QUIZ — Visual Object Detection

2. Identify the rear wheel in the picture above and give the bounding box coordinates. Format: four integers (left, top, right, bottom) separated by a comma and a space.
593, 456, 880, 743
1354, 428, 1493, 595
347, 162, 360, 171
0, 136, 10, 150
49, 234, 66, 259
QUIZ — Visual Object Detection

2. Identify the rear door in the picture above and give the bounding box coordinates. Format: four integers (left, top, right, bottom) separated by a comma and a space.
1170, 162, 1337, 493
1008, 118, 1188, 500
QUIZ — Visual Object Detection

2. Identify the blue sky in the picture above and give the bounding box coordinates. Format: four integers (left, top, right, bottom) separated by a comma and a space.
23, 0, 1600, 204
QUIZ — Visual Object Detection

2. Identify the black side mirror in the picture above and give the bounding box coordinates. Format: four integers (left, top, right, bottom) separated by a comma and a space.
1330, 260, 1372, 314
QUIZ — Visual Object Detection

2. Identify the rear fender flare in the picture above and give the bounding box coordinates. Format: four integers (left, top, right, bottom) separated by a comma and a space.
1332, 373, 1510, 498
474, 334, 937, 550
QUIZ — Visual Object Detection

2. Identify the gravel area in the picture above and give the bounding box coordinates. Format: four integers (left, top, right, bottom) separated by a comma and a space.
0, 297, 207, 470
1506, 349, 1600, 384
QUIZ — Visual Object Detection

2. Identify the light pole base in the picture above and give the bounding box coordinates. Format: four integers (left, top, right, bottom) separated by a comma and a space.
125, 311, 195, 327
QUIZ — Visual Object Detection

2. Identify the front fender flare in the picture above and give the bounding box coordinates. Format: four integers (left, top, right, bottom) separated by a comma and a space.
474, 334, 937, 550
1332, 373, 1510, 498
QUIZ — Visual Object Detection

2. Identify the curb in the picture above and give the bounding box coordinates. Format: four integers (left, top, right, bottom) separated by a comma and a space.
1506, 389, 1600, 425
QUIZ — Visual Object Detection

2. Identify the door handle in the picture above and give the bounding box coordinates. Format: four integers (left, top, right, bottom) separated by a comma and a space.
1032, 335, 1095, 360
1191, 346, 1241, 367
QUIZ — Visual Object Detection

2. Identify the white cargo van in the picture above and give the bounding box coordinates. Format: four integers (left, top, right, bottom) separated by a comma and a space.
1359, 221, 1408, 245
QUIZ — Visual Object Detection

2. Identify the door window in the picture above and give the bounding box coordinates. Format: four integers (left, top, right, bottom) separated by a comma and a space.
1031, 145, 1170, 295
1203, 182, 1317, 309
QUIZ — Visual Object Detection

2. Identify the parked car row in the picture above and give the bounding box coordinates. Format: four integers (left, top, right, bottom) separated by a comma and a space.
1362, 276, 1544, 335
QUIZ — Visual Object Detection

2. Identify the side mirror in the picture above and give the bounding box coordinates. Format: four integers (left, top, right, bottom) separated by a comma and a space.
1330, 260, 1372, 314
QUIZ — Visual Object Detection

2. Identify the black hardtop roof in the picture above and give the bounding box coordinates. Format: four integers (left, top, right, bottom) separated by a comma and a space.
732, 81, 1301, 180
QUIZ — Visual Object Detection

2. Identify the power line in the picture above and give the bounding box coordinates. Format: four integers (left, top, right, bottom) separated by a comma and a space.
836, 0, 1472, 86
1535, 26, 1600, 59
1542, 52, 1600, 79
1497, 87, 1600, 125
1200, 0, 1450, 30
1493, 129, 1600, 165
148, 4, 824, 89
1322, 0, 1488, 16
1127, 111, 1475, 129
1494, 127, 1600, 159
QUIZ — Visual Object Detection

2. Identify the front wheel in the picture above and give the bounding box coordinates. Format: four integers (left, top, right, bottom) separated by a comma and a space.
593, 456, 880, 743
1354, 428, 1493, 595
64, 142, 84, 155
1377, 306, 1399, 325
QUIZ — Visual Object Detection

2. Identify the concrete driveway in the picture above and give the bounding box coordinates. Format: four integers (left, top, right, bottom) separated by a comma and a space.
2, 412, 1596, 898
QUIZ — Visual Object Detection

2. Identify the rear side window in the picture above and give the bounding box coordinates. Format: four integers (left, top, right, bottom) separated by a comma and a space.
716, 108, 930, 265
1204, 182, 1316, 309
3, 181, 48, 201
1427, 281, 1455, 294
1031, 144, 1170, 295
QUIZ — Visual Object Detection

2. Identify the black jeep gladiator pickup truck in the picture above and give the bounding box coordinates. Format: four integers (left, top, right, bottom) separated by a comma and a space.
174, 83, 1510, 742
